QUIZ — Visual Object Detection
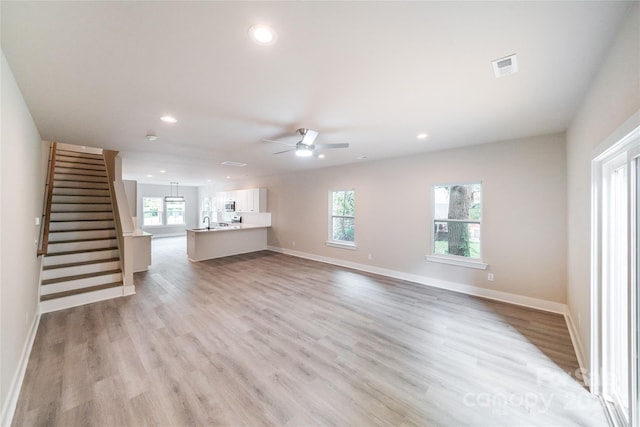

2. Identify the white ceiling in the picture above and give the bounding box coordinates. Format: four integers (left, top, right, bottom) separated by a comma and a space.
1, 1, 631, 186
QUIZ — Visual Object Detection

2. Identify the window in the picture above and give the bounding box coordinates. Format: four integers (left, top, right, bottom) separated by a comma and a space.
427, 183, 486, 269
142, 197, 186, 226
327, 190, 355, 248
143, 197, 163, 226
166, 201, 186, 225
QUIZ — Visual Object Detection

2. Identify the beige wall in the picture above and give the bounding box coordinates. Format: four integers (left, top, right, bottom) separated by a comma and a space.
566, 3, 640, 367
0, 52, 43, 421
240, 133, 567, 304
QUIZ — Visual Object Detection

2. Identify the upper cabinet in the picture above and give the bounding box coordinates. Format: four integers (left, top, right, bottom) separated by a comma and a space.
216, 188, 267, 213
244, 188, 267, 213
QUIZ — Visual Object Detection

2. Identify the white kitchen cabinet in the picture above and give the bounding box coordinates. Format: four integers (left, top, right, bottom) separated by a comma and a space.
245, 188, 267, 212
235, 189, 248, 213
216, 188, 267, 213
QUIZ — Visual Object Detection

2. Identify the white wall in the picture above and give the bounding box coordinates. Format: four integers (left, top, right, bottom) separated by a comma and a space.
0, 52, 43, 423
239, 133, 568, 304
566, 3, 640, 368
137, 183, 198, 236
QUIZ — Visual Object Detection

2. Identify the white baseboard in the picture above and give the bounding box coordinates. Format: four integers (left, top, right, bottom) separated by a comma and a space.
1, 310, 40, 427
564, 309, 589, 386
268, 245, 567, 314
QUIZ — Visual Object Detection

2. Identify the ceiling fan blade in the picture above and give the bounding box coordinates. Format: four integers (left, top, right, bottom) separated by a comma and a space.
272, 149, 295, 155
315, 143, 349, 150
301, 129, 319, 146
262, 139, 296, 147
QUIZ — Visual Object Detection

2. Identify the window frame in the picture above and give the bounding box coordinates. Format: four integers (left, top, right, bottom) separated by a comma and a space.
165, 200, 186, 226
426, 182, 488, 270
142, 196, 165, 227
326, 189, 357, 250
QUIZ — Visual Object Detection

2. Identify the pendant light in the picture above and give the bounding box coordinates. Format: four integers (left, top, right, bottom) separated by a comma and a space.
165, 182, 185, 202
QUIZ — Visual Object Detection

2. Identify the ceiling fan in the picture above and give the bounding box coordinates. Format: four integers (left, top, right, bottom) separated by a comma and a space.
263, 128, 349, 157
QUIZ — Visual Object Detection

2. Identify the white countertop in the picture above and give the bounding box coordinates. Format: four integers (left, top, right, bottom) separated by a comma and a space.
187, 223, 270, 233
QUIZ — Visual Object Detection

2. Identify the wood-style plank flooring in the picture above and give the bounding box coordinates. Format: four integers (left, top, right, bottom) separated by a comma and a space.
12, 237, 607, 426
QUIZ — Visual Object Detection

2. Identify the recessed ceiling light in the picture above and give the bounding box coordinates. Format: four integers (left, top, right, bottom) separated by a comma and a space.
146, 174, 153, 178
417, 133, 428, 140
160, 170, 166, 173
356, 155, 368, 160
146, 134, 158, 141
249, 24, 277, 45
160, 115, 177, 124
318, 154, 326, 159
207, 179, 212, 183
226, 176, 231, 179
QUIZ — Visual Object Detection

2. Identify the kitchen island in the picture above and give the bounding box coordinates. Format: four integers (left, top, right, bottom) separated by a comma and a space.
186, 223, 270, 262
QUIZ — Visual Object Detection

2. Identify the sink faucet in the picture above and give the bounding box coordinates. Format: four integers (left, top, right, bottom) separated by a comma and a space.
203, 216, 210, 230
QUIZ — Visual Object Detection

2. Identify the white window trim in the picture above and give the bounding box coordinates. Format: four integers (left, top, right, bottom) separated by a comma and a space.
328, 189, 356, 248
428, 182, 485, 269
590, 111, 640, 426
325, 241, 358, 250
425, 254, 488, 270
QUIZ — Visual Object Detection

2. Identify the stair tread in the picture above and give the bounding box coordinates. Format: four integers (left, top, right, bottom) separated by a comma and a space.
48, 237, 117, 244
42, 269, 122, 285
43, 257, 120, 271
49, 228, 116, 233
40, 281, 123, 301
51, 202, 112, 205
45, 247, 119, 257
51, 219, 114, 222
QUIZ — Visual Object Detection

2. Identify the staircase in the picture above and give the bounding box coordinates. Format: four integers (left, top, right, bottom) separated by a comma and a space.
40, 148, 124, 312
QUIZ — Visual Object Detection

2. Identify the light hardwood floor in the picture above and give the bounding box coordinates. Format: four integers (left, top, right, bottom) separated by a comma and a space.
12, 237, 607, 426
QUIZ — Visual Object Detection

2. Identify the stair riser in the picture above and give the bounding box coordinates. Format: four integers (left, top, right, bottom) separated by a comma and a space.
50, 212, 114, 221
49, 220, 115, 232
41, 272, 122, 295
54, 174, 108, 183
42, 261, 121, 280
56, 151, 104, 161
52, 187, 111, 196
44, 249, 120, 266
52, 195, 112, 204
47, 239, 118, 253
40, 286, 124, 312
51, 203, 112, 212
48, 229, 117, 242
53, 180, 109, 190
55, 160, 106, 171
55, 167, 107, 177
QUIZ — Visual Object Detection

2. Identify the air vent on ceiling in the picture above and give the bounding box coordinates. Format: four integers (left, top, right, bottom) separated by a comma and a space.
221, 161, 247, 167
491, 54, 518, 78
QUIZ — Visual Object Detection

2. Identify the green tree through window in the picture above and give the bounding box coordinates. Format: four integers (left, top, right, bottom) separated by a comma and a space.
433, 183, 481, 259
330, 190, 355, 243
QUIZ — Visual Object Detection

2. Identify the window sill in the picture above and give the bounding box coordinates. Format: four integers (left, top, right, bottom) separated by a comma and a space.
325, 241, 357, 250
425, 255, 488, 270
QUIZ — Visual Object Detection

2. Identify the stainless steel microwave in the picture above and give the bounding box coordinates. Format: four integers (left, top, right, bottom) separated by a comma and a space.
224, 201, 236, 211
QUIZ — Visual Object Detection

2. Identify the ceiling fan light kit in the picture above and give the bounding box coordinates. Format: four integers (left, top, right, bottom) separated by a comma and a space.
264, 128, 349, 158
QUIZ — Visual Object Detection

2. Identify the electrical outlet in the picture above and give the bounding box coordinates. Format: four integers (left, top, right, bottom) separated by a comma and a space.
368, 254, 372, 260
292, 241, 296, 247
488, 273, 494, 281
35, 217, 40, 226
